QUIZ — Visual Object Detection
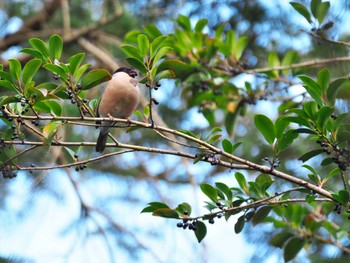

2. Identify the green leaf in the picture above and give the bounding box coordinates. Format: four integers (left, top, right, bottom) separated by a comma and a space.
298, 149, 324, 162
299, 76, 323, 106
141, 202, 170, 213
45, 100, 62, 116
152, 208, 179, 219
311, 0, 321, 18
325, 167, 341, 181
20, 48, 45, 60
143, 24, 162, 39
233, 36, 248, 61
194, 19, 208, 32
277, 130, 298, 152
42, 121, 63, 145
155, 69, 175, 81
8, 59, 22, 81
252, 206, 272, 226
255, 174, 274, 193
202, 109, 215, 127
200, 183, 218, 202
175, 202, 192, 216
152, 46, 172, 66
327, 78, 348, 104
222, 139, 233, 154
194, 220, 207, 243
121, 45, 144, 63
234, 215, 245, 234
269, 232, 294, 248
290, 2, 312, 23
75, 64, 91, 83
235, 172, 248, 193
267, 51, 280, 78
68, 53, 86, 75
48, 34, 63, 60
215, 182, 233, 201
316, 1, 330, 24
137, 34, 150, 57
176, 14, 192, 31
150, 35, 169, 59
0, 80, 17, 91
29, 37, 49, 57
254, 114, 275, 145
126, 58, 148, 74
284, 237, 305, 262
281, 51, 298, 76
317, 68, 330, 94
225, 112, 237, 137
156, 59, 194, 79
43, 64, 68, 81
22, 59, 42, 86
338, 190, 350, 206
80, 69, 111, 90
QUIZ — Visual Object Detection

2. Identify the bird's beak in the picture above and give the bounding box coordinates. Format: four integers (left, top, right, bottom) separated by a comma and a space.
130, 79, 138, 87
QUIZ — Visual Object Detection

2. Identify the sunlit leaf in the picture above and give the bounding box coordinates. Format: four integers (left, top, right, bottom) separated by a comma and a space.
80, 69, 111, 90
49, 34, 63, 60
290, 2, 312, 23
254, 114, 275, 145
200, 183, 218, 202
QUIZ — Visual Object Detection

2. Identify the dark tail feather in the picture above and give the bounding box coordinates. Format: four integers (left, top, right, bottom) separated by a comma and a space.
96, 132, 108, 152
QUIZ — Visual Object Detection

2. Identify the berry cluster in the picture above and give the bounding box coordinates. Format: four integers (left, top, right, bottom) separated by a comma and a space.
73, 154, 87, 171
1, 165, 17, 179
177, 212, 197, 231
316, 140, 350, 171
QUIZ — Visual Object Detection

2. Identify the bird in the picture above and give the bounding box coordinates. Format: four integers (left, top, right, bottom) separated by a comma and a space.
95, 67, 140, 153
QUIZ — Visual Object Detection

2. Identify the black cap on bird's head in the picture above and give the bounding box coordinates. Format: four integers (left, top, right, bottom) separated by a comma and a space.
114, 67, 137, 78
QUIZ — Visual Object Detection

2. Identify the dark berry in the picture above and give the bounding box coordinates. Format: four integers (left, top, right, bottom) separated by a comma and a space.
177, 222, 183, 228
209, 218, 215, 224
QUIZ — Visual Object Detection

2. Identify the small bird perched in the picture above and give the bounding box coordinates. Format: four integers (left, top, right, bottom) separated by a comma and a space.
95, 67, 140, 152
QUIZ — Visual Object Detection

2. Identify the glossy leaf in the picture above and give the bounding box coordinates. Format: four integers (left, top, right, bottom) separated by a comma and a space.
327, 78, 348, 104
234, 215, 245, 234
222, 139, 233, 154
254, 114, 275, 145
126, 58, 148, 74
299, 76, 323, 106
155, 69, 175, 81
200, 183, 218, 202
255, 174, 274, 193
235, 172, 248, 193
49, 34, 63, 60
141, 202, 170, 213
28, 37, 49, 57
298, 149, 324, 162
0, 80, 17, 91
8, 59, 21, 81
317, 68, 330, 93
267, 51, 280, 78
68, 53, 86, 75
80, 69, 111, 90
316, 1, 330, 24
175, 202, 192, 216
150, 35, 168, 59
137, 34, 150, 57
252, 206, 272, 226
156, 59, 194, 79
121, 45, 144, 63
144, 24, 162, 39
152, 46, 172, 66
22, 59, 42, 86
194, 220, 207, 243
290, 2, 312, 23
215, 182, 233, 201
43, 64, 68, 81
152, 208, 179, 219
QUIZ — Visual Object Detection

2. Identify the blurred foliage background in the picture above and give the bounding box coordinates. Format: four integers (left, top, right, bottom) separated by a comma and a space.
1, 0, 350, 262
